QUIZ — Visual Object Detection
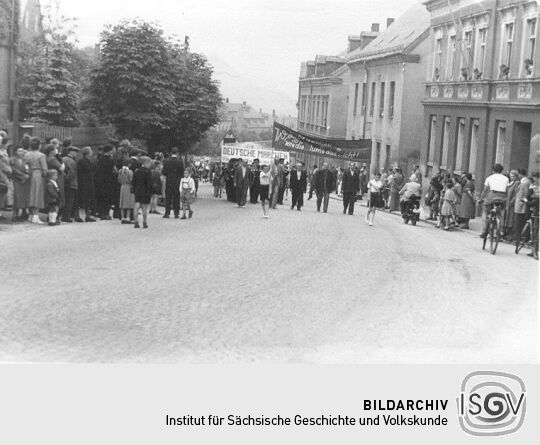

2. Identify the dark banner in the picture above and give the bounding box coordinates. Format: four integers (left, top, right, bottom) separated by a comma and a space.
272, 122, 371, 162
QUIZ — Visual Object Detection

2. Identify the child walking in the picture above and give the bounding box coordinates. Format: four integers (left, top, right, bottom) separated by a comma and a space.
132, 156, 153, 229
366, 172, 383, 226
259, 164, 271, 218
179, 168, 195, 219
46, 169, 61, 226
118, 159, 135, 224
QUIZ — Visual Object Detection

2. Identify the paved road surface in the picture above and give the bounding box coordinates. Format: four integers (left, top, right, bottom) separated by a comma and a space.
0, 184, 537, 363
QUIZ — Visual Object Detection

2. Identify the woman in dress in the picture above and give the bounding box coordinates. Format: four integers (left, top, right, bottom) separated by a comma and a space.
439, 180, 457, 230
366, 172, 383, 226
458, 173, 476, 229
24, 137, 47, 224
118, 159, 135, 224
503, 170, 519, 239
10, 147, 30, 221
76, 147, 96, 222
45, 144, 66, 218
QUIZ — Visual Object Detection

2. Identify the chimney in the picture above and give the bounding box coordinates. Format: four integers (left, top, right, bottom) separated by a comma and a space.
272, 109, 276, 118
387, 18, 395, 28
371, 23, 380, 32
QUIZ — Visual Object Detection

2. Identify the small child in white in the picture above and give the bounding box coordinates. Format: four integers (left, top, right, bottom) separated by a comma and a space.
179, 168, 195, 220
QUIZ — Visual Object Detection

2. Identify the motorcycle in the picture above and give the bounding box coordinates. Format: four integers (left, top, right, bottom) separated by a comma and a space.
401, 195, 421, 225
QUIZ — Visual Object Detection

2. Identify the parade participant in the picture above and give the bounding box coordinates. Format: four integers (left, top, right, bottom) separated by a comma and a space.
62, 146, 81, 223
259, 164, 271, 218
179, 168, 196, 219
162, 147, 184, 219
307, 164, 318, 200
289, 161, 307, 211
478, 164, 509, 239
77, 147, 97, 222
358, 167, 367, 201
458, 173, 476, 230
212, 167, 223, 198
234, 158, 250, 208
10, 147, 29, 222
150, 161, 163, 214
313, 163, 334, 213
45, 169, 61, 226
341, 162, 360, 215
270, 157, 284, 209
249, 159, 261, 204
277, 159, 287, 205
132, 156, 153, 229
24, 137, 47, 224
118, 159, 135, 224
366, 172, 384, 226
94, 145, 117, 220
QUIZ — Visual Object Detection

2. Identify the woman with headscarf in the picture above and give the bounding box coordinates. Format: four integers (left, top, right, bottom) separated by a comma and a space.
24, 137, 47, 224
77, 147, 96, 222
458, 173, 476, 229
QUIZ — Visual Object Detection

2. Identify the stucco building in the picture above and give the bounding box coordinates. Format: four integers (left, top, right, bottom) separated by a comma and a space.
346, 4, 432, 176
420, 0, 540, 186
297, 26, 380, 139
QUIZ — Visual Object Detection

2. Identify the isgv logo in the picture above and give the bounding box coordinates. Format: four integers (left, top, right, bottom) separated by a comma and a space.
457, 371, 526, 436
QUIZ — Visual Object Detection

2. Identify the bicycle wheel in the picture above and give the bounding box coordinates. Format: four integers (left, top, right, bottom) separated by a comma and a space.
482, 220, 489, 250
515, 223, 529, 254
490, 217, 500, 255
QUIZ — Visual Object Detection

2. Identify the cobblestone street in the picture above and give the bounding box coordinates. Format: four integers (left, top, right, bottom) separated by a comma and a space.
0, 184, 537, 363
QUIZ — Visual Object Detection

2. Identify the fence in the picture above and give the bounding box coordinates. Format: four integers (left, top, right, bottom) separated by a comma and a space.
28, 124, 116, 148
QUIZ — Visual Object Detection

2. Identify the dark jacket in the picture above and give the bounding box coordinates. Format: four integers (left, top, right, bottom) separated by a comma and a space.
314, 169, 334, 193
341, 169, 360, 193
94, 155, 117, 206
77, 157, 95, 208
234, 164, 251, 188
132, 167, 153, 202
162, 156, 184, 190
289, 169, 307, 193
46, 180, 60, 206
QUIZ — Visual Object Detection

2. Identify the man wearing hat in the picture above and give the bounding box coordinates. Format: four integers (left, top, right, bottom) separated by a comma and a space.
95, 144, 117, 220
62, 146, 81, 222
162, 147, 184, 218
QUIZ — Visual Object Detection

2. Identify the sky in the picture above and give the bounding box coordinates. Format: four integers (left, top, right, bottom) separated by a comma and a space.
58, 0, 420, 115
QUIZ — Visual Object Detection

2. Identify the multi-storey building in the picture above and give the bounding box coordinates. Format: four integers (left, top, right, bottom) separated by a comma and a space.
420, 0, 540, 186
346, 4, 431, 176
297, 26, 380, 139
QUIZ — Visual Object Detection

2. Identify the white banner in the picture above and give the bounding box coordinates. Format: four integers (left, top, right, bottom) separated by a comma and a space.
221, 142, 290, 165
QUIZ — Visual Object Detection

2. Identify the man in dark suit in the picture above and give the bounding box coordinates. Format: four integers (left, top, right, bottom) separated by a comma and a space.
289, 161, 307, 211
341, 162, 360, 215
234, 158, 250, 207
249, 159, 261, 204
313, 163, 334, 213
162, 147, 184, 218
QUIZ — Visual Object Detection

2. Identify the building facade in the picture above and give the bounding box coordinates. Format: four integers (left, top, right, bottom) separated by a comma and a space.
420, 0, 540, 187
346, 5, 431, 177
297, 27, 380, 140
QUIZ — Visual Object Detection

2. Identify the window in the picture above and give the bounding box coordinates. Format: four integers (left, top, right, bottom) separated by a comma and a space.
495, 121, 506, 165
315, 96, 320, 127
376, 142, 381, 170
428, 116, 437, 163
441, 117, 451, 167
361, 83, 367, 116
353, 83, 359, 116
462, 30, 473, 72
434, 37, 443, 79
369, 82, 376, 116
503, 22, 514, 67
388, 81, 395, 118
475, 28, 487, 76
385, 145, 391, 171
446, 34, 457, 80
469, 120, 479, 176
526, 18, 537, 61
379, 82, 385, 118
322, 96, 328, 129
455, 118, 465, 172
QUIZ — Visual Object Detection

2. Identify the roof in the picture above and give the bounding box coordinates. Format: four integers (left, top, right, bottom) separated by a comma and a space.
348, 2, 430, 62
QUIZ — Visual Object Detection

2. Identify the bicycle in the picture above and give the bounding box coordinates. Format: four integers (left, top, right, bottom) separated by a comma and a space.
481, 200, 503, 255
515, 215, 539, 260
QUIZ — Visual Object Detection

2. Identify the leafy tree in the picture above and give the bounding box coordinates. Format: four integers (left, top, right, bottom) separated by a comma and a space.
87, 20, 222, 151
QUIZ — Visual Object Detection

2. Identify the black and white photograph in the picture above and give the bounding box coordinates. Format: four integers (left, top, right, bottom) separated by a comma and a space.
0, 0, 539, 442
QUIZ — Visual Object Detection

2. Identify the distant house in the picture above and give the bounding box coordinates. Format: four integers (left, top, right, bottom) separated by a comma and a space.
0, 0, 43, 128
215, 99, 282, 136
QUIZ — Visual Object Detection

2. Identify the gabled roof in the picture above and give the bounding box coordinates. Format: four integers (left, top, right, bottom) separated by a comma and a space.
348, 2, 430, 62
